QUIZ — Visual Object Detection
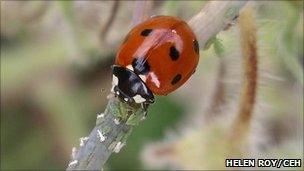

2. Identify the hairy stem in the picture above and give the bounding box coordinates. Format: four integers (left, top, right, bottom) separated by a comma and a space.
66, 96, 146, 170
229, 6, 258, 156
204, 43, 227, 120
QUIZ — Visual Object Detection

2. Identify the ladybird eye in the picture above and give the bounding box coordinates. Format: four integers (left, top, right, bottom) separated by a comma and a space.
169, 46, 180, 61
193, 39, 199, 55
171, 74, 182, 85
141, 29, 153, 36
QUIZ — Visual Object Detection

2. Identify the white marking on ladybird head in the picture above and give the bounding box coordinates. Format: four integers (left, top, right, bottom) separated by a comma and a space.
97, 130, 106, 142
113, 141, 125, 153
112, 75, 119, 86
172, 30, 177, 34
124, 98, 129, 102
116, 91, 120, 95
139, 74, 147, 82
133, 94, 146, 103
126, 65, 134, 71
149, 72, 160, 88
79, 137, 89, 146
68, 160, 78, 167
114, 118, 120, 125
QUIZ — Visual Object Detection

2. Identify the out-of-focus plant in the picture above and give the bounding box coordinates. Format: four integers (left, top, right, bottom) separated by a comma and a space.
276, 1, 303, 85
1, 1, 50, 39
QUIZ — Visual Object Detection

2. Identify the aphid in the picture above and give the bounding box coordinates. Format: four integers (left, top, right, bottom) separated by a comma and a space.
97, 130, 106, 142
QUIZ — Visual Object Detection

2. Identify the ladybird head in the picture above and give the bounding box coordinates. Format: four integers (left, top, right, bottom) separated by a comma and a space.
111, 65, 154, 105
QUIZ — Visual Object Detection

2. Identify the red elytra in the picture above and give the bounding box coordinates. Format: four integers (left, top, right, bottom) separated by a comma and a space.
114, 15, 200, 96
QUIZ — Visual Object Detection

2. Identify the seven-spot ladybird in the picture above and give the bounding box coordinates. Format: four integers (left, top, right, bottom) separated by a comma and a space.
111, 15, 200, 109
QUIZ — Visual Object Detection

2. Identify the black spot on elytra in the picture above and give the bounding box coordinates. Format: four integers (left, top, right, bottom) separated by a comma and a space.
140, 29, 153, 36
193, 39, 199, 55
169, 46, 180, 61
171, 74, 182, 85
132, 58, 150, 75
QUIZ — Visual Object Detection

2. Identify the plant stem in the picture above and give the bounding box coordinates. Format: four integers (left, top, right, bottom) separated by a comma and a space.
229, 6, 258, 156
66, 96, 145, 170
204, 43, 227, 120
188, 1, 248, 48
132, 1, 152, 27
100, 1, 121, 43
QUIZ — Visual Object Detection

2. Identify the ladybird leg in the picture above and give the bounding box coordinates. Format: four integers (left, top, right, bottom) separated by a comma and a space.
140, 102, 147, 110
141, 102, 150, 117
112, 86, 118, 97
143, 111, 148, 119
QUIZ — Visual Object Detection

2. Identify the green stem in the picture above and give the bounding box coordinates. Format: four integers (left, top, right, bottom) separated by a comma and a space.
66, 97, 146, 170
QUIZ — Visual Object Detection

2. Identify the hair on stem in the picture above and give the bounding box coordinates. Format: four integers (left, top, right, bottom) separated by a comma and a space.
228, 6, 258, 156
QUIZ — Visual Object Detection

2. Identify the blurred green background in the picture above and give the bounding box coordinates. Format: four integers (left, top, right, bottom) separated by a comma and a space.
1, 1, 303, 170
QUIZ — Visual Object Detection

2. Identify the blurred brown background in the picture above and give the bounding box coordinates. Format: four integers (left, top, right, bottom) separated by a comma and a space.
1, 1, 303, 170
